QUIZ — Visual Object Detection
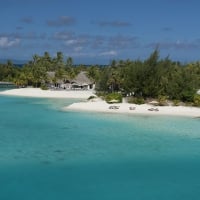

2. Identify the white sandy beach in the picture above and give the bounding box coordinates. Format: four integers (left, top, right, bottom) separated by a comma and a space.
65, 100, 200, 118
0, 88, 96, 99
1, 88, 200, 117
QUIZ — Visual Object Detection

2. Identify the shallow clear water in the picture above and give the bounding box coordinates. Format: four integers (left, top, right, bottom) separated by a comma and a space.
0, 94, 200, 200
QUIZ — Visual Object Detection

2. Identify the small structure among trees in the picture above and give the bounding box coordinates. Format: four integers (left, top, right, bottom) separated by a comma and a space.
47, 71, 95, 90
71, 71, 95, 90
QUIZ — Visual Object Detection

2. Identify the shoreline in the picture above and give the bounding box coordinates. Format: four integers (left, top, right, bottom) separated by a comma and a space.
0, 88, 96, 99
1, 88, 200, 117
64, 100, 200, 118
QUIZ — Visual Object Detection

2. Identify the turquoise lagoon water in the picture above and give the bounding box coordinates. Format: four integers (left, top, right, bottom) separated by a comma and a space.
0, 93, 200, 200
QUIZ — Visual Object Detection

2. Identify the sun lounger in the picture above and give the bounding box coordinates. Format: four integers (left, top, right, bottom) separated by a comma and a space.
129, 107, 136, 110
148, 108, 159, 111
109, 106, 120, 109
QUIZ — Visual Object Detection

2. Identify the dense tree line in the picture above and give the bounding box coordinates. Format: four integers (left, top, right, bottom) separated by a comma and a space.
0, 60, 20, 81
0, 49, 200, 104
96, 50, 200, 103
0, 52, 80, 87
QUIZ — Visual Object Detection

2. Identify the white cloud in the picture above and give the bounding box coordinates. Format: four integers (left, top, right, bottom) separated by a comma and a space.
54, 31, 74, 40
64, 38, 88, 47
99, 50, 117, 56
65, 39, 77, 45
0, 37, 20, 48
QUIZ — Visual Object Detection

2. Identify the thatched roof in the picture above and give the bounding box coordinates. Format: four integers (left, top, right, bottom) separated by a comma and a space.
71, 71, 93, 85
47, 71, 93, 85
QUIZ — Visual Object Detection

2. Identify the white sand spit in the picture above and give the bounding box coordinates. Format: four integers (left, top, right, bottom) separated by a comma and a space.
1, 88, 200, 117
0, 88, 96, 99
65, 101, 200, 117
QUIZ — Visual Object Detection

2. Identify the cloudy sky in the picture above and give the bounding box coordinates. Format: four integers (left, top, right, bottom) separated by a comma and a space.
1, 0, 200, 64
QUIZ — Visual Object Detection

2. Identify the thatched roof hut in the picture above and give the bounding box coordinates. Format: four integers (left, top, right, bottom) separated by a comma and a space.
71, 71, 94, 90
46, 71, 95, 90
71, 71, 93, 85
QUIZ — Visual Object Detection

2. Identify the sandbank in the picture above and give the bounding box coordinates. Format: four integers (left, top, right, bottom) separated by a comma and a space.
65, 100, 200, 118
1, 88, 199, 117
0, 88, 96, 99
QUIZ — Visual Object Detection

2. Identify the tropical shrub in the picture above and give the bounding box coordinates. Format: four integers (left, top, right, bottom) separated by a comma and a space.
172, 99, 180, 106
193, 94, 200, 107
128, 97, 145, 105
105, 92, 122, 103
181, 90, 195, 102
158, 95, 168, 106
40, 84, 48, 90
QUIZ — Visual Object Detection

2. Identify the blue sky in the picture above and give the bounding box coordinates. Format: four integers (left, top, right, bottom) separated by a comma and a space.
1, 0, 200, 64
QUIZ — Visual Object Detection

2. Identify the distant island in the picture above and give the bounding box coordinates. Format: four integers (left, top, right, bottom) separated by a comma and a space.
0, 49, 200, 107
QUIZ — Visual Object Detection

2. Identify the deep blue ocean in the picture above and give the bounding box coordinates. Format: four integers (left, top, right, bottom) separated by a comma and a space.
0, 91, 200, 200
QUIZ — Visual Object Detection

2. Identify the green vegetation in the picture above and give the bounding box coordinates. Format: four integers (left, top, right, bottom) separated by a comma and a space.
193, 94, 200, 106
127, 97, 145, 105
158, 95, 168, 106
40, 84, 48, 90
1, 49, 200, 106
105, 93, 122, 103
